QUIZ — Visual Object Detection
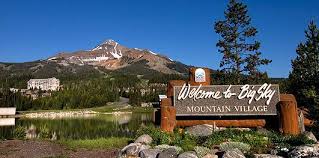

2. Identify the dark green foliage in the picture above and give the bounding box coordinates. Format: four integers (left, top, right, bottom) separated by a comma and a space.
288, 21, 319, 136
0, 61, 106, 88
166, 61, 189, 75
128, 88, 143, 106
136, 125, 197, 151
0, 125, 26, 140
214, 0, 271, 84
0, 88, 33, 110
268, 132, 316, 149
114, 60, 159, 77
270, 78, 290, 93
211, 70, 271, 85
204, 129, 315, 153
204, 129, 269, 153
28, 77, 120, 110
0, 71, 168, 110
136, 125, 172, 145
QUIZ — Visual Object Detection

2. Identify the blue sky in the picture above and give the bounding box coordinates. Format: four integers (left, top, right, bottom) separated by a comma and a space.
0, 0, 318, 77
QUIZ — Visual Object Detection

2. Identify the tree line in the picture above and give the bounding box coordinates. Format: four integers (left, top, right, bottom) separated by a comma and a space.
0, 74, 168, 110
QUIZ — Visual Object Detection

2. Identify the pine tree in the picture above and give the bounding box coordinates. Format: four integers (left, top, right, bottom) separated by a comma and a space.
214, 0, 271, 84
289, 21, 319, 129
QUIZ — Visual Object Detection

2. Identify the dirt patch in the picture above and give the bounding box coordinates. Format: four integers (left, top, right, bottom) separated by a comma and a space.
0, 140, 119, 158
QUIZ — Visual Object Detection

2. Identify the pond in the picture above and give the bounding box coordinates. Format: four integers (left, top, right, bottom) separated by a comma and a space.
0, 112, 153, 140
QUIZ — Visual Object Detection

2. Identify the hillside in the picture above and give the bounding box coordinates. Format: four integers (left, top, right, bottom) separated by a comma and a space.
0, 40, 190, 88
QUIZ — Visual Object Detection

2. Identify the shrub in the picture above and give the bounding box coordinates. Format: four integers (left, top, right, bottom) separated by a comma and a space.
136, 125, 197, 151
179, 135, 197, 152
204, 129, 270, 153
194, 146, 211, 158
268, 132, 316, 149
136, 125, 171, 145
204, 129, 269, 148
220, 141, 251, 153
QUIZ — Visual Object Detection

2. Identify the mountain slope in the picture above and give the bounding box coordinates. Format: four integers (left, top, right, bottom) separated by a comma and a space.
49, 39, 189, 74
0, 39, 189, 87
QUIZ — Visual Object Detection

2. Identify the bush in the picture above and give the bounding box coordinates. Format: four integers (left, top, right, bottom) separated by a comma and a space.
136, 125, 171, 145
136, 125, 197, 151
268, 132, 316, 149
194, 146, 211, 158
204, 129, 269, 152
220, 141, 251, 153
178, 135, 197, 152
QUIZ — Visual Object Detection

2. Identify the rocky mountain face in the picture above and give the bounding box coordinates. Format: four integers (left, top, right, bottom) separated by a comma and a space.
49, 39, 188, 74
0, 39, 189, 86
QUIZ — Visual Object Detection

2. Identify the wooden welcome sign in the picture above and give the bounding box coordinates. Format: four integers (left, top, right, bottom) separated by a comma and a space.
159, 67, 310, 135
174, 84, 280, 116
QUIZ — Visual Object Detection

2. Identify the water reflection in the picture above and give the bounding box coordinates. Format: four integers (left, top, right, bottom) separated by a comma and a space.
112, 113, 132, 125
0, 113, 153, 140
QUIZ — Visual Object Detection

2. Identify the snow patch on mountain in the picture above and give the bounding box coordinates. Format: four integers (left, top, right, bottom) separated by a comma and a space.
110, 43, 122, 59
103, 39, 117, 45
82, 55, 109, 62
148, 50, 157, 55
92, 46, 103, 51
134, 48, 144, 51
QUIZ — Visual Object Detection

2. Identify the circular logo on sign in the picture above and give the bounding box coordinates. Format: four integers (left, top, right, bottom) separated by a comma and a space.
195, 68, 206, 82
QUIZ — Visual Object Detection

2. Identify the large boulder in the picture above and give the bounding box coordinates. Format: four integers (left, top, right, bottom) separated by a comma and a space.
202, 153, 218, 158
178, 151, 198, 158
158, 148, 179, 158
118, 143, 150, 157
303, 131, 317, 142
139, 149, 161, 158
222, 148, 245, 158
185, 124, 214, 137
253, 154, 284, 158
288, 144, 319, 158
135, 134, 153, 145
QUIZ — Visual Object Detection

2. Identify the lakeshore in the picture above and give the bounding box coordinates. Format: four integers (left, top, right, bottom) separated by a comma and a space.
0, 139, 121, 158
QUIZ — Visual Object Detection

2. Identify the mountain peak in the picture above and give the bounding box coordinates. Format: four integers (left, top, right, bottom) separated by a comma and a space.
91, 39, 120, 51
101, 39, 118, 45
50, 39, 188, 74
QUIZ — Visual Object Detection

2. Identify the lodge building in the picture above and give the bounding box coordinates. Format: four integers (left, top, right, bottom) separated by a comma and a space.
27, 77, 60, 91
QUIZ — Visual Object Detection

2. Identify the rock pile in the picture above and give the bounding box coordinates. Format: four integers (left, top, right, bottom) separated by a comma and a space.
118, 134, 248, 158
119, 127, 319, 158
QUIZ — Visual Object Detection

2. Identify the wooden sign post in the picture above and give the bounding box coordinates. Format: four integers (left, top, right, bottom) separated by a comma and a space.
160, 67, 303, 135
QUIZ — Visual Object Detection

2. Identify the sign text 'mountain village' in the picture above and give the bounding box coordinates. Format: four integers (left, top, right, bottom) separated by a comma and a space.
173, 83, 280, 116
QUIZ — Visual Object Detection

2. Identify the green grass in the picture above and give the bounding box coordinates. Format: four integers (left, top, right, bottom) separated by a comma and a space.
58, 137, 131, 150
